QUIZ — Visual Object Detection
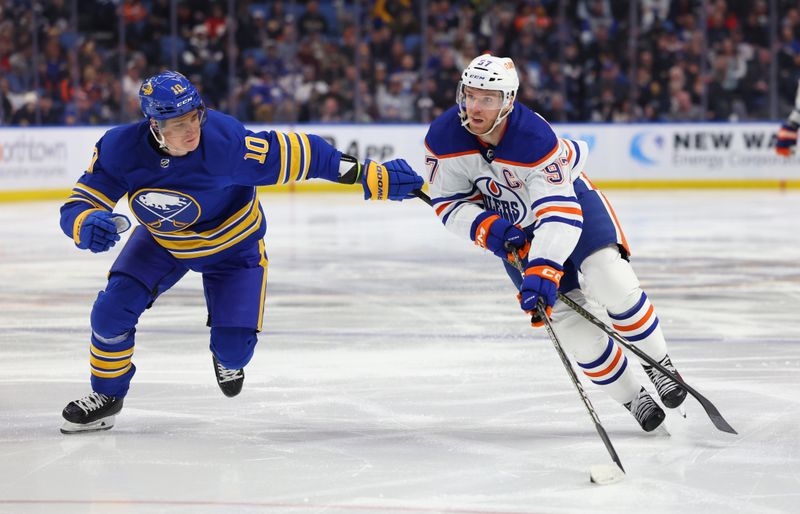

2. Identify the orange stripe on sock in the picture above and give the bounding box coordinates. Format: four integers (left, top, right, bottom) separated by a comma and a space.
584, 347, 622, 378
612, 304, 654, 332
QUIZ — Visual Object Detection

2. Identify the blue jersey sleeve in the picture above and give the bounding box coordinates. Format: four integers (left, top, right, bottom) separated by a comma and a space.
229, 128, 343, 186
60, 135, 128, 241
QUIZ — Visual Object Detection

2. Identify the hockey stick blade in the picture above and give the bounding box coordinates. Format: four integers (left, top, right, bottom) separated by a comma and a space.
556, 293, 737, 435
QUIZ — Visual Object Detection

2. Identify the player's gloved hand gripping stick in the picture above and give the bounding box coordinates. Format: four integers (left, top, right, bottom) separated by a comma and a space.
412, 189, 736, 435
339, 157, 424, 201
73, 210, 131, 253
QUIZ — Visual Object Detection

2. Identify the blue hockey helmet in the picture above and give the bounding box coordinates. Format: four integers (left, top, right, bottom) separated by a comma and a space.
139, 71, 204, 122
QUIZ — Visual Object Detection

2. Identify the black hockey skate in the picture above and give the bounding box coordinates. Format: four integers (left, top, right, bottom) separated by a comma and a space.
643, 355, 687, 409
213, 355, 244, 397
624, 387, 665, 432
61, 392, 123, 434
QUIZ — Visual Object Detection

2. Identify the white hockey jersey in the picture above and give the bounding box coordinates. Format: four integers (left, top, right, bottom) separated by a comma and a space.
424, 103, 590, 267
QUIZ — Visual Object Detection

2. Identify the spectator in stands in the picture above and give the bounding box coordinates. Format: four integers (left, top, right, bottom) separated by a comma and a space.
299, 1, 329, 38
1, 0, 796, 125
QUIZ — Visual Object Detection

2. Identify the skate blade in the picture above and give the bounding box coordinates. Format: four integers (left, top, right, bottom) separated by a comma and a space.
60, 416, 116, 434
651, 422, 671, 437
677, 403, 687, 418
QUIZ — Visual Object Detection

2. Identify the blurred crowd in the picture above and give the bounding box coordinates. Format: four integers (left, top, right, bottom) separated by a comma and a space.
1, 0, 800, 126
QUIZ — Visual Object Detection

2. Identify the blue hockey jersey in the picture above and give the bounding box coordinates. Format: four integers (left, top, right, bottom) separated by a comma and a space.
60, 110, 342, 266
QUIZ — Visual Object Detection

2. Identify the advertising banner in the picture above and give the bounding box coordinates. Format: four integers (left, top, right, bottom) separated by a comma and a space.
0, 122, 795, 196
556, 123, 798, 180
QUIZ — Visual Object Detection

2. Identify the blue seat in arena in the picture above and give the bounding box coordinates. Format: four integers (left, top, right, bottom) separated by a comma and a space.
241, 47, 267, 66
404, 34, 422, 52
249, 3, 268, 19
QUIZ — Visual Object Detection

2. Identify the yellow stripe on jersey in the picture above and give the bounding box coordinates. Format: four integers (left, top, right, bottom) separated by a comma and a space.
66, 196, 102, 209
156, 196, 256, 241
167, 211, 263, 259
151, 207, 263, 259
286, 132, 303, 183
73, 184, 117, 210
275, 131, 288, 185
153, 196, 261, 250
87, 146, 99, 173
153, 200, 260, 251
299, 133, 312, 181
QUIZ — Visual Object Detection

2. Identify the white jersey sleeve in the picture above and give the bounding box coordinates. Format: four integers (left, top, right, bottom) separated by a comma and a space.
523, 137, 586, 266
425, 153, 485, 241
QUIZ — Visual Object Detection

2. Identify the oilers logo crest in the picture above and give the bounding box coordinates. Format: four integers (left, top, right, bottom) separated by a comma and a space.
475, 176, 527, 224
130, 189, 201, 232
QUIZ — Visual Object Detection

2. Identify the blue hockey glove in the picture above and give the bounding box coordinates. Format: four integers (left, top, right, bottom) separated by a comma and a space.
74, 210, 129, 253
518, 258, 563, 327
776, 122, 798, 157
361, 158, 424, 201
470, 211, 531, 261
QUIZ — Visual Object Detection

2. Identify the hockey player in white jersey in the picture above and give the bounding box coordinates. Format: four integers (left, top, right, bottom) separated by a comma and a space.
776, 79, 800, 157
424, 55, 687, 432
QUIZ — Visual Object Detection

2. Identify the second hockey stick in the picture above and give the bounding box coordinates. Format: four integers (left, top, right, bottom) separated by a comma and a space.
554, 292, 736, 434
413, 189, 736, 435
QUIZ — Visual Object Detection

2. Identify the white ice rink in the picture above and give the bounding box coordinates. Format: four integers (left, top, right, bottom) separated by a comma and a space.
1, 191, 799, 514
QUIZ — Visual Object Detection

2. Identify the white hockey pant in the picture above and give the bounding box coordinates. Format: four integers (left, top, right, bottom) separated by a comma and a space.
580, 246, 668, 363
551, 288, 641, 405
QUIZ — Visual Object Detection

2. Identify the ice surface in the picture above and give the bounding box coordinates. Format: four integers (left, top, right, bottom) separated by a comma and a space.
1, 191, 798, 514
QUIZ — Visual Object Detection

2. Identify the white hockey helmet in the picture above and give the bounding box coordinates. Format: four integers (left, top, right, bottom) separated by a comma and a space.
457, 54, 519, 136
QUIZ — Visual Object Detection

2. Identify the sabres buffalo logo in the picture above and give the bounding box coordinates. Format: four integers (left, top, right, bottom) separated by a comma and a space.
140, 81, 153, 96
129, 189, 201, 233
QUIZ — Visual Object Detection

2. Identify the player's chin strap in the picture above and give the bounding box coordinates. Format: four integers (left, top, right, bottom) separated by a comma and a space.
148, 108, 207, 155
460, 104, 514, 138
149, 123, 170, 152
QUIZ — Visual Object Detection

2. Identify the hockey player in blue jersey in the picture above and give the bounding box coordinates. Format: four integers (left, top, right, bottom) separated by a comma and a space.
59, 71, 424, 434
424, 55, 686, 432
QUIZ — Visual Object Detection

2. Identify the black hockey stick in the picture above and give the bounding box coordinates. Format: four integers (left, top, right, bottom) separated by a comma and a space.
413, 189, 433, 205
553, 292, 737, 434
414, 190, 624, 471
508, 252, 625, 474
